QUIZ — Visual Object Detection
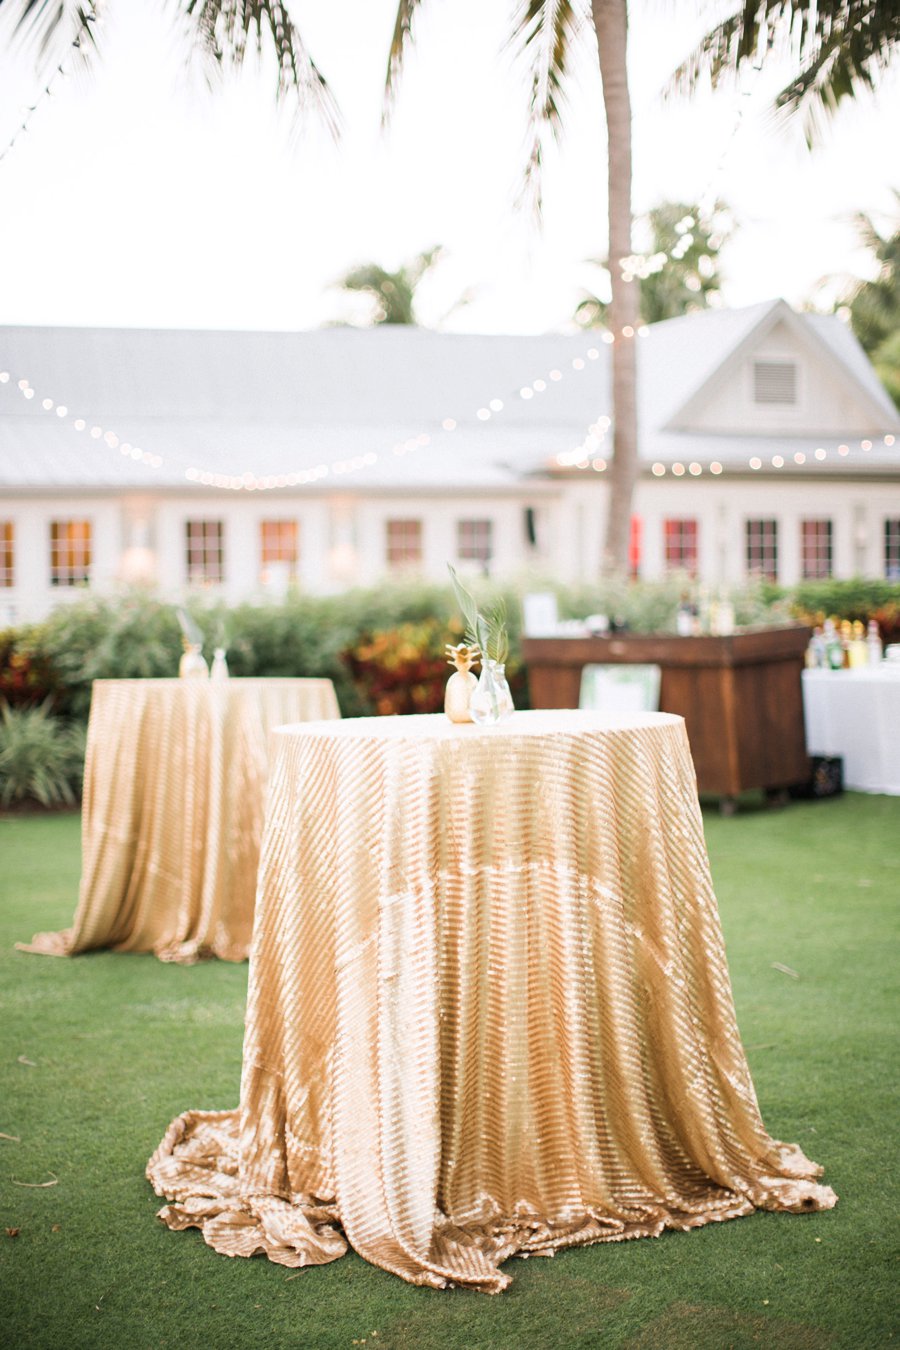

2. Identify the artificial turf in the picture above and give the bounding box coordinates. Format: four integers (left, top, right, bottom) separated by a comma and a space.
0, 796, 897, 1349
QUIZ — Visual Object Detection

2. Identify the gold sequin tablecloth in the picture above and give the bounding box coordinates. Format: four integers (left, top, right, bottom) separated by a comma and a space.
147, 710, 835, 1292
19, 678, 340, 963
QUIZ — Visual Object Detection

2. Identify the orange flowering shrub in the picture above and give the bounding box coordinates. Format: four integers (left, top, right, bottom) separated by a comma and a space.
0, 631, 61, 709
344, 618, 465, 716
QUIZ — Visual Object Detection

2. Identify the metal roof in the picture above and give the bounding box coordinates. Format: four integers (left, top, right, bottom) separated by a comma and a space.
0, 302, 896, 492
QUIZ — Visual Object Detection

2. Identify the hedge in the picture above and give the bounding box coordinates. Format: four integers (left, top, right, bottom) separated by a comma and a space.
1, 576, 897, 806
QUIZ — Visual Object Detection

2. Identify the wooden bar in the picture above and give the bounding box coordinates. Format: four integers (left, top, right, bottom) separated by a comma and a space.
521, 626, 812, 808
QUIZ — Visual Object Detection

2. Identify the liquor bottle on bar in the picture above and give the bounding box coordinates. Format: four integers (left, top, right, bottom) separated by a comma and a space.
823, 619, 844, 670
840, 620, 853, 667
806, 626, 826, 668
676, 593, 694, 637
867, 619, 884, 665
848, 621, 867, 668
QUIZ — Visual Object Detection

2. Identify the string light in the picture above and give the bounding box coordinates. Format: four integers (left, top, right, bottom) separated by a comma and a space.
0, 7, 97, 168
3, 349, 896, 491
0, 338, 610, 489
616, 59, 764, 289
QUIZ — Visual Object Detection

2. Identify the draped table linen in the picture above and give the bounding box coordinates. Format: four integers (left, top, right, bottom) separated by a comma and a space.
19, 677, 340, 963
147, 710, 836, 1292
802, 665, 900, 794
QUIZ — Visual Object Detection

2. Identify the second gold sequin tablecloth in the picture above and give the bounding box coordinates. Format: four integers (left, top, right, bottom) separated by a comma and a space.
147, 710, 835, 1292
18, 677, 340, 964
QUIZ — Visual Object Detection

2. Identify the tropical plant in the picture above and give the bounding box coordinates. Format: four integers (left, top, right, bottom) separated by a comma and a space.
779, 577, 900, 643
343, 617, 462, 716
21, 591, 186, 719
666, 1, 900, 145
576, 199, 734, 328
335, 246, 444, 326
843, 197, 900, 407
447, 563, 509, 664
0, 627, 61, 709
0, 700, 85, 806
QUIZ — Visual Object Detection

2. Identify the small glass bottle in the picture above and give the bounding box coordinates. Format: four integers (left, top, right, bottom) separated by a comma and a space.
806, 627, 825, 669
866, 619, 883, 665
210, 647, 230, 681
469, 660, 515, 725
823, 619, 843, 671
676, 593, 694, 637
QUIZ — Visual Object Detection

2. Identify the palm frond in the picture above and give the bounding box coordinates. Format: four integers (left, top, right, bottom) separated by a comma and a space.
663, 1, 900, 145
383, 0, 425, 126
447, 564, 481, 651
774, 1, 900, 143
447, 565, 509, 664
1, 0, 102, 72
180, 0, 340, 137
509, 0, 587, 218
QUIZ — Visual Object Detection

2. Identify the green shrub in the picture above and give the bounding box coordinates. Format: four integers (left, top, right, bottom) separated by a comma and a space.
531, 574, 792, 634
0, 702, 85, 808
779, 578, 900, 643
21, 592, 184, 720
3, 577, 896, 746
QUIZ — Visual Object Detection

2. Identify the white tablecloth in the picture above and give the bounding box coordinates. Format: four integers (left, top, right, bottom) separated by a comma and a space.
802, 666, 900, 795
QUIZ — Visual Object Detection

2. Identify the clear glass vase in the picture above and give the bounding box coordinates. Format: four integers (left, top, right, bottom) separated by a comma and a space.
469, 660, 514, 725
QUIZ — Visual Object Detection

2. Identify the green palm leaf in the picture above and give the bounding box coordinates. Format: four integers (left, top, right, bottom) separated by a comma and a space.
664, 1, 900, 146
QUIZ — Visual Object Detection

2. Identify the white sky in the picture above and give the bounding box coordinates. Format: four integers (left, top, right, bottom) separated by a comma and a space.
0, 0, 897, 335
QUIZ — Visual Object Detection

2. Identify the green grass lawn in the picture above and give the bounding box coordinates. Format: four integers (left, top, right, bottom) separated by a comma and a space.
1, 796, 897, 1350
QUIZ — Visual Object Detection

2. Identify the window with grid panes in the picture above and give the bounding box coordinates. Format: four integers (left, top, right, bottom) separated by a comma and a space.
457, 519, 493, 567
0, 522, 13, 587
50, 520, 91, 586
260, 520, 298, 582
745, 518, 778, 581
663, 518, 698, 575
886, 519, 900, 579
185, 520, 224, 584
386, 519, 422, 567
800, 519, 833, 579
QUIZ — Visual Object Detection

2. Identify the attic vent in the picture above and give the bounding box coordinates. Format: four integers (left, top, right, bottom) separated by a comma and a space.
754, 360, 797, 405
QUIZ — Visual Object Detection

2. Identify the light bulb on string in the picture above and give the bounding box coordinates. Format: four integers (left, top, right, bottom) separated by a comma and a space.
4, 344, 896, 494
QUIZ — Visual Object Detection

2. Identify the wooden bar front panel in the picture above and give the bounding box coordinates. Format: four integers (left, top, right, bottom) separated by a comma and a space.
522, 627, 811, 799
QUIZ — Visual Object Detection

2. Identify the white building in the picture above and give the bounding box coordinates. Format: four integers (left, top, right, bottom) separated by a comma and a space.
0, 299, 897, 622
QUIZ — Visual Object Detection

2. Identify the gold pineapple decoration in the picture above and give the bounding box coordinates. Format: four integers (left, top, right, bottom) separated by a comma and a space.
444, 643, 480, 723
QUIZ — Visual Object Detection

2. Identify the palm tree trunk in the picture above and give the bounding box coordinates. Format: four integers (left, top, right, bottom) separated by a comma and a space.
591, 0, 639, 575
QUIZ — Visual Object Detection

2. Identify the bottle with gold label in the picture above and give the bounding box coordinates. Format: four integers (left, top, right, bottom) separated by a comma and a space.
848, 621, 867, 668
